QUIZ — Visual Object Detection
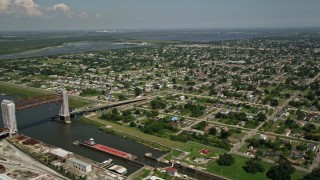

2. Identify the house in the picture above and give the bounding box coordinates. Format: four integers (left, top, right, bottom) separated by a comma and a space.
200, 148, 210, 155
296, 121, 306, 127
190, 129, 205, 135
284, 128, 291, 136
282, 112, 290, 118
260, 134, 267, 140
171, 117, 179, 122
166, 167, 177, 176
307, 143, 318, 152
238, 121, 246, 127
265, 150, 280, 158
290, 150, 305, 159
221, 110, 230, 115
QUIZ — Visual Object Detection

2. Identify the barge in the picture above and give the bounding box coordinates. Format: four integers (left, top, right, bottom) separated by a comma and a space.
80, 138, 137, 160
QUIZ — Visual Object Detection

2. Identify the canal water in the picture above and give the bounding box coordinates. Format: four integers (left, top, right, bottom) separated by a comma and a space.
0, 95, 163, 174
0, 95, 214, 179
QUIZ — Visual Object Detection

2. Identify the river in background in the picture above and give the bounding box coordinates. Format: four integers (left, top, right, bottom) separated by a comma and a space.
0, 30, 262, 60
0, 41, 148, 60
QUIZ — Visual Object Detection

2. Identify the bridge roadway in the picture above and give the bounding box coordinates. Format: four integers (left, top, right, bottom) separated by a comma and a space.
70, 97, 147, 115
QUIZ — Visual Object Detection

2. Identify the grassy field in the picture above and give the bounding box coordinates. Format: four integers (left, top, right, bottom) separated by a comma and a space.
0, 82, 46, 97
68, 98, 92, 109
167, 141, 306, 180
207, 155, 305, 180
85, 115, 184, 149
45, 58, 80, 64
132, 169, 152, 180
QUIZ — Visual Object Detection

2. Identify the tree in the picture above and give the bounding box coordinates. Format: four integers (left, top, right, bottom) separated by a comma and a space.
296, 144, 307, 151
256, 112, 267, 121
220, 129, 231, 139
243, 159, 265, 174
134, 87, 143, 96
118, 94, 127, 101
303, 168, 320, 180
150, 97, 167, 109
217, 153, 235, 166
129, 122, 136, 127
305, 150, 316, 161
306, 91, 316, 101
172, 77, 177, 84
255, 149, 264, 159
209, 127, 217, 135
267, 157, 295, 180
270, 98, 279, 106
194, 121, 207, 130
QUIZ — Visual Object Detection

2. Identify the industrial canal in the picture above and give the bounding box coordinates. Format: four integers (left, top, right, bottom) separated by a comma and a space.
0, 95, 162, 175
0, 95, 215, 179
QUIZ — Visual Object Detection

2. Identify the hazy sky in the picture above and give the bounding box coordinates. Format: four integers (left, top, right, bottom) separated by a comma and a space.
0, 0, 320, 31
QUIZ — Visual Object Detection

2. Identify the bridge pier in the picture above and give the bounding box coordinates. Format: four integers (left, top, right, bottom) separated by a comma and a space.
58, 90, 71, 123
1, 100, 18, 136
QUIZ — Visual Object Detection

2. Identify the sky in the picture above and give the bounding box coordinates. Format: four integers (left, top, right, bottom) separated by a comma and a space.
0, 0, 320, 31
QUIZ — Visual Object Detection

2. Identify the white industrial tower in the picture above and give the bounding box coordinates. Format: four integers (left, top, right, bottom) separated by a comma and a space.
1, 100, 18, 136
58, 90, 71, 123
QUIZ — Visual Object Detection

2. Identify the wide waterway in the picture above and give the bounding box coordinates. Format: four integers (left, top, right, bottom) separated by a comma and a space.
0, 41, 149, 60
0, 95, 216, 179
0, 95, 162, 175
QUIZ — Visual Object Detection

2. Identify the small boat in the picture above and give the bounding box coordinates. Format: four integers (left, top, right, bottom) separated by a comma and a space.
73, 140, 80, 145
101, 159, 113, 165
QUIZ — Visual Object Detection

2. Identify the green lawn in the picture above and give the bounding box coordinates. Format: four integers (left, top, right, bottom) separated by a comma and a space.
68, 97, 92, 109
0, 82, 46, 97
86, 115, 183, 148
165, 141, 306, 180
180, 141, 226, 157
133, 168, 152, 180
153, 171, 173, 180
164, 141, 226, 165
207, 154, 305, 180
42, 58, 80, 64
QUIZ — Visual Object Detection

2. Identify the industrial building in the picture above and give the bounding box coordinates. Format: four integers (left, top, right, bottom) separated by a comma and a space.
67, 157, 92, 173
108, 165, 127, 174
1, 100, 18, 135
50, 148, 71, 159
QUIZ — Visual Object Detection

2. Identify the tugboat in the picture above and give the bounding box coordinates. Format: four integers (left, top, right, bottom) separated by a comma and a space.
84, 138, 95, 146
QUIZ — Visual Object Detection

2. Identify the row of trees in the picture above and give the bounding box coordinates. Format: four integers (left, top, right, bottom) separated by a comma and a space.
150, 97, 167, 109
184, 102, 206, 117
101, 108, 135, 123
80, 88, 102, 96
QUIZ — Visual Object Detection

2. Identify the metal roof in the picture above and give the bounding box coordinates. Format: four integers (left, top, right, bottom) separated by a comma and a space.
67, 157, 91, 167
